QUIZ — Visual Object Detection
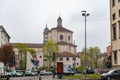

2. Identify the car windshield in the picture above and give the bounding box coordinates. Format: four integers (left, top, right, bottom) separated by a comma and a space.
32, 71, 37, 72
107, 70, 115, 74
16, 70, 23, 73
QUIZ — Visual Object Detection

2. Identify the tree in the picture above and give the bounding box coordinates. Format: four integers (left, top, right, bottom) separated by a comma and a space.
88, 47, 102, 68
81, 48, 91, 68
43, 39, 59, 68
81, 46, 102, 69
88, 47, 94, 68
0, 44, 14, 67
27, 48, 36, 57
14, 43, 28, 69
14, 43, 36, 70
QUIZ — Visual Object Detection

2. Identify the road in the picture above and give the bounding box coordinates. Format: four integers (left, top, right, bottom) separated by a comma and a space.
9, 75, 53, 80
9, 75, 72, 80
9, 76, 40, 80
8, 75, 101, 80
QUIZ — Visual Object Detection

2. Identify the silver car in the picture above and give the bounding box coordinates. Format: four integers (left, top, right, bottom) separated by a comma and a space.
25, 70, 38, 76
101, 69, 120, 80
40, 70, 53, 75
7, 70, 24, 77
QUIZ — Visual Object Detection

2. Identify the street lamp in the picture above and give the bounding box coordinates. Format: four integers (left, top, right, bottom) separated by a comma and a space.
52, 52, 55, 79
81, 10, 90, 69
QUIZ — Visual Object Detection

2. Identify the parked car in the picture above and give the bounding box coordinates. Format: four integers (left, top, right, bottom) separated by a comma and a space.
25, 70, 32, 76
40, 70, 53, 75
7, 71, 12, 77
83, 69, 94, 74
31, 70, 38, 76
7, 70, 24, 77
86, 69, 95, 74
101, 69, 120, 80
25, 70, 38, 76
0, 71, 9, 78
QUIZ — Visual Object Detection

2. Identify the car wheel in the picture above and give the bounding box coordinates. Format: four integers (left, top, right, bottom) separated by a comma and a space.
15, 74, 17, 77
107, 77, 111, 80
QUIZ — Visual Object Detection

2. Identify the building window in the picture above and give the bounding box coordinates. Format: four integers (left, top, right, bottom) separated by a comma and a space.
113, 50, 117, 64
59, 57, 63, 61
45, 35, 48, 38
112, 13, 116, 21
118, 21, 120, 38
119, 10, 120, 17
112, 24, 117, 40
60, 34, 63, 41
73, 57, 76, 61
66, 57, 69, 61
40, 56, 42, 58
68, 35, 70, 41
112, 0, 115, 7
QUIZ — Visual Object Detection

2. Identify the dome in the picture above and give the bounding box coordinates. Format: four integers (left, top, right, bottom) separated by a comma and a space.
44, 24, 49, 30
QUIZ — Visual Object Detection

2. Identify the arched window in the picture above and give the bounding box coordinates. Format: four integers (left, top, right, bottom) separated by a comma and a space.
68, 35, 70, 41
60, 34, 63, 41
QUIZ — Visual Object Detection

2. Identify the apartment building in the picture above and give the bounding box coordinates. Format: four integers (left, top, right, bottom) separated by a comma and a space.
106, 45, 112, 68
110, 0, 120, 68
0, 25, 10, 46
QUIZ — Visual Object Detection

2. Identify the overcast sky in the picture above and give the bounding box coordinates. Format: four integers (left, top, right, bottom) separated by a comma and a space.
0, 0, 110, 52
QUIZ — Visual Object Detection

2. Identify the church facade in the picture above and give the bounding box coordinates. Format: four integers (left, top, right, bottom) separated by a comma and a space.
11, 16, 80, 70
43, 16, 81, 68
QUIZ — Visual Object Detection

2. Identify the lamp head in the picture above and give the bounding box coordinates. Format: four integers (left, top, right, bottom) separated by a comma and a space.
87, 13, 90, 16
81, 10, 86, 13
82, 13, 85, 16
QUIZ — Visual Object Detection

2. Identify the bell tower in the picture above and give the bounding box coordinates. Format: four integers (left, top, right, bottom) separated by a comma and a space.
57, 16, 62, 27
43, 24, 49, 43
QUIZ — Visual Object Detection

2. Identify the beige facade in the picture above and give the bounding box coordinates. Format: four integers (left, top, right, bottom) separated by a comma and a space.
43, 16, 81, 68
11, 43, 43, 70
110, 0, 120, 67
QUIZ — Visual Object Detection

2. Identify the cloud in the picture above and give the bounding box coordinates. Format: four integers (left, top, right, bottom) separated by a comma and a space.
0, 0, 110, 52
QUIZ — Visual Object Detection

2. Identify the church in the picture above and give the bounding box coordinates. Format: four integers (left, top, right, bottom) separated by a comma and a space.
11, 16, 81, 70
43, 16, 81, 68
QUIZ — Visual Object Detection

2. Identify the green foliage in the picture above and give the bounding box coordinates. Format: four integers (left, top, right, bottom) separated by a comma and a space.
43, 39, 59, 68
14, 43, 28, 53
63, 74, 101, 79
15, 43, 36, 70
43, 39, 59, 55
76, 66, 85, 73
14, 43, 28, 70
81, 46, 102, 69
27, 48, 36, 57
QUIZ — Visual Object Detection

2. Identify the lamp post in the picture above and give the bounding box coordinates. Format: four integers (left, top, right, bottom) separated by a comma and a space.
52, 52, 55, 79
81, 10, 89, 70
